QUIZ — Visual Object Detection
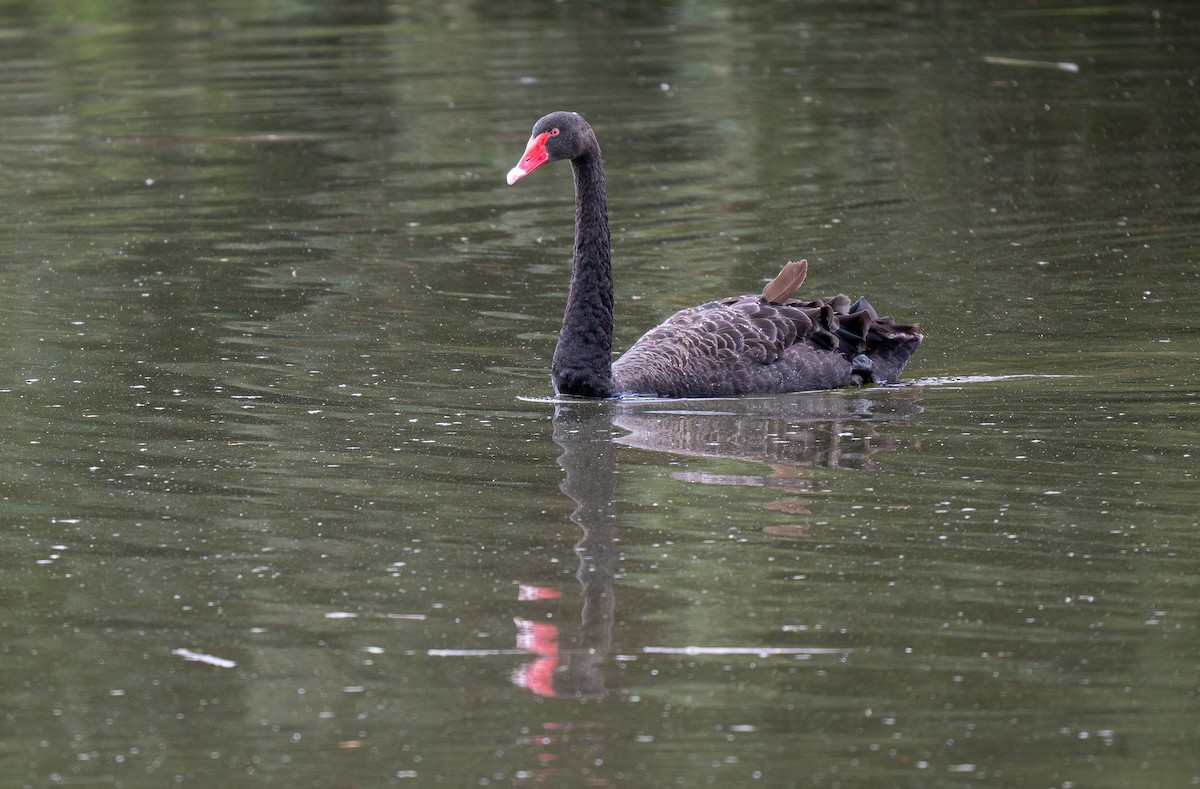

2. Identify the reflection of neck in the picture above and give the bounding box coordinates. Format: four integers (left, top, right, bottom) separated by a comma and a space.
552, 150, 614, 398
573, 521, 616, 662
553, 405, 618, 697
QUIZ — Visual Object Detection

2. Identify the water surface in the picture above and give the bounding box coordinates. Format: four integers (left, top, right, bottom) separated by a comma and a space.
2, 2, 1198, 787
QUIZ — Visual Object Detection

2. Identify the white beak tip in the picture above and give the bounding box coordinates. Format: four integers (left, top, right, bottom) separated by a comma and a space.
506, 165, 527, 186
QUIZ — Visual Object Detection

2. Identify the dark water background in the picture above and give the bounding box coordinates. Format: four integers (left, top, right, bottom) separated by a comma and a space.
2, 1, 1198, 787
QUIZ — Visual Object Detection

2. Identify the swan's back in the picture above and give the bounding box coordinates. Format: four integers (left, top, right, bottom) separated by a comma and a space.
611, 293, 922, 398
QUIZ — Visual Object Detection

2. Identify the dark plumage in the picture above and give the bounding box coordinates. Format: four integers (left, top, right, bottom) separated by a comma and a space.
506, 111, 922, 398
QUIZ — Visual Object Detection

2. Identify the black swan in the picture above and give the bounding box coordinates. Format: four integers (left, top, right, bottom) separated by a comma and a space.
506, 111, 922, 399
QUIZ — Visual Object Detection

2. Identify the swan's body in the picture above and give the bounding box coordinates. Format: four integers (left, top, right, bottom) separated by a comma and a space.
507, 111, 922, 399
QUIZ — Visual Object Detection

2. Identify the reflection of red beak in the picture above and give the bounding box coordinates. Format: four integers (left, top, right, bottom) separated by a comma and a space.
506, 131, 551, 185
512, 617, 559, 697
518, 584, 562, 601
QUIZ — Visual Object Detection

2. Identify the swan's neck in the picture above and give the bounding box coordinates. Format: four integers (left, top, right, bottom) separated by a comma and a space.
552, 149, 616, 398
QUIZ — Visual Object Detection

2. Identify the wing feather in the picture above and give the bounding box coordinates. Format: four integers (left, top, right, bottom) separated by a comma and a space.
612, 289, 921, 397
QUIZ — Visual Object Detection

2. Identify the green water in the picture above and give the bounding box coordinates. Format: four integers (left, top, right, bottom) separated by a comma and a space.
2, 2, 1198, 787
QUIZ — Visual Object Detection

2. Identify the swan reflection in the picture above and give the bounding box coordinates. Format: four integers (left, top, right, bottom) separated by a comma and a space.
511, 391, 920, 699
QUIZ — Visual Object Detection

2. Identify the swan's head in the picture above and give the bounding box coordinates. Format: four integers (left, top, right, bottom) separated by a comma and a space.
506, 111, 595, 185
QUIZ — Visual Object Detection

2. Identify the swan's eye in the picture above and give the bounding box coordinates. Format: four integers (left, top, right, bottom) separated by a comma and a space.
549, 128, 560, 136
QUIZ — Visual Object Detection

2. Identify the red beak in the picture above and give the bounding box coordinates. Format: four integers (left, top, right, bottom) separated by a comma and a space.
506, 131, 551, 185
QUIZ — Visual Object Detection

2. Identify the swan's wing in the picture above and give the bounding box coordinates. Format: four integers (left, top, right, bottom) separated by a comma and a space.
612, 294, 921, 397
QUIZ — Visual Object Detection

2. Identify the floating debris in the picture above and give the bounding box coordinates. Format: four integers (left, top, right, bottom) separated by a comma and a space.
172, 648, 236, 669
983, 55, 1079, 73
642, 646, 847, 657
